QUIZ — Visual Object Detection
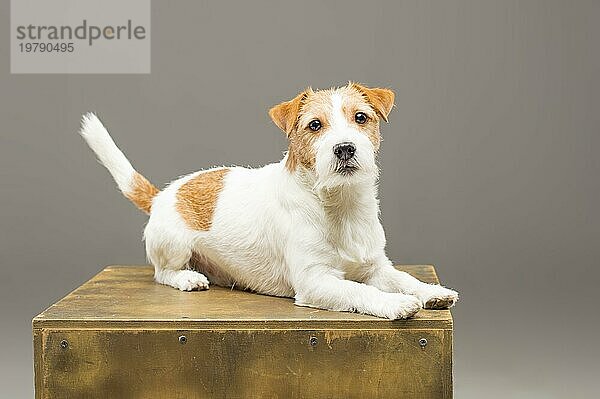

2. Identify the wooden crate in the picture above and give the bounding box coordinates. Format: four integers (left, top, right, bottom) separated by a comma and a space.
33, 265, 453, 398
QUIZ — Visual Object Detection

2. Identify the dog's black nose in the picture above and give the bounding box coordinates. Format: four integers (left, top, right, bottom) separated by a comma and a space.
333, 142, 356, 161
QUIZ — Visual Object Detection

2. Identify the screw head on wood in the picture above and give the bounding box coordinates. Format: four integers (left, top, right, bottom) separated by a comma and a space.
419, 338, 428, 348
178, 335, 187, 345
60, 340, 68, 349
309, 336, 318, 346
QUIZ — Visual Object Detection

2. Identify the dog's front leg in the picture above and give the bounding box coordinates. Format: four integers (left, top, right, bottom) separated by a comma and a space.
292, 266, 421, 319
364, 256, 459, 309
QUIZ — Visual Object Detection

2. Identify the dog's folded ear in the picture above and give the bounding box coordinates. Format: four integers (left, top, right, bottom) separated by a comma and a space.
351, 83, 395, 122
269, 89, 310, 136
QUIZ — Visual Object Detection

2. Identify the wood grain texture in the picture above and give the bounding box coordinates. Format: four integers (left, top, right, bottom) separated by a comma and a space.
33, 265, 453, 398
33, 265, 452, 330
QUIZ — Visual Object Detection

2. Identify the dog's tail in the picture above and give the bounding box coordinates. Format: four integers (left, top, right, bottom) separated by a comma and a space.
79, 112, 159, 214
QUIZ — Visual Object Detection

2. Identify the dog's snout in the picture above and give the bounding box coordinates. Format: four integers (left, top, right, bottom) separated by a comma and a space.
333, 142, 356, 161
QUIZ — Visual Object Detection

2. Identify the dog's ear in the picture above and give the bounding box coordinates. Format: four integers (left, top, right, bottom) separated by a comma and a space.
269, 89, 310, 135
351, 83, 395, 122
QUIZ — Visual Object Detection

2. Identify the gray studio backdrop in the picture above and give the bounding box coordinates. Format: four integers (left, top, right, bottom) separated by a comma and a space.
1, 1, 599, 397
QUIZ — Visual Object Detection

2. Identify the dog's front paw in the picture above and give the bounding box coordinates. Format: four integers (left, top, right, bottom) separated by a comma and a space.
415, 284, 459, 309
378, 293, 422, 320
173, 270, 210, 291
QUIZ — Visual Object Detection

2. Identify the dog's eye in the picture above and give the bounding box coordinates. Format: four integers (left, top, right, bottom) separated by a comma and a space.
308, 119, 321, 131
355, 112, 368, 124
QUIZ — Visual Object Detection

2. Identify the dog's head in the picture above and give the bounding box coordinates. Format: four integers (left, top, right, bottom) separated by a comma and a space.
269, 82, 394, 188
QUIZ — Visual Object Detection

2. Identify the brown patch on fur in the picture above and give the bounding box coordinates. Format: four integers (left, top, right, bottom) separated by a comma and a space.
288, 89, 342, 171
274, 88, 334, 172
350, 82, 395, 122
269, 90, 309, 136
269, 88, 326, 172
125, 172, 159, 214
176, 168, 230, 230
341, 85, 382, 150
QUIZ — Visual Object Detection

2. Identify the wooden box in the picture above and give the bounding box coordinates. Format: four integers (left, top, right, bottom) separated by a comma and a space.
33, 265, 453, 398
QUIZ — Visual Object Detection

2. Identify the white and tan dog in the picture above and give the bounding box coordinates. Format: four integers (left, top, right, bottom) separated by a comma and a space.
80, 82, 458, 319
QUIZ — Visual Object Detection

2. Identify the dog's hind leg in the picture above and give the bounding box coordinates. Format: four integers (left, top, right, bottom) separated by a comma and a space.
155, 266, 210, 292
146, 238, 209, 292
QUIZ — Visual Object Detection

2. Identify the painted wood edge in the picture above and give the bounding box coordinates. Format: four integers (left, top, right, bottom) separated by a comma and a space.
33, 318, 453, 330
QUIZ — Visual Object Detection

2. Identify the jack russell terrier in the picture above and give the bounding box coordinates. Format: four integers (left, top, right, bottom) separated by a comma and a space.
80, 82, 458, 319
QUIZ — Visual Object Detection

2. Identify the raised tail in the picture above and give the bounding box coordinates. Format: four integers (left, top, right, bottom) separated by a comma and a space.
79, 113, 159, 214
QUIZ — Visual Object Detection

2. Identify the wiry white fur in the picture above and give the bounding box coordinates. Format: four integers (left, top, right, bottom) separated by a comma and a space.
79, 113, 135, 193
80, 91, 458, 319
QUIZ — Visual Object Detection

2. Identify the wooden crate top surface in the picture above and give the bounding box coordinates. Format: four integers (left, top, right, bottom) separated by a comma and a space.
34, 265, 452, 330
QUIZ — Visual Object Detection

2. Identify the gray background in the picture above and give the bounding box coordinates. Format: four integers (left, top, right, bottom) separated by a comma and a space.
1, 1, 598, 397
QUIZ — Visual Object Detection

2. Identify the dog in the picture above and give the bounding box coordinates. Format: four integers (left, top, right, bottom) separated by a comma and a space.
80, 82, 458, 319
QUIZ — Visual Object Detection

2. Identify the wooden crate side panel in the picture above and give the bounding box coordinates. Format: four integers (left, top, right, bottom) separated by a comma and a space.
36, 328, 452, 399
443, 329, 453, 397
33, 328, 44, 399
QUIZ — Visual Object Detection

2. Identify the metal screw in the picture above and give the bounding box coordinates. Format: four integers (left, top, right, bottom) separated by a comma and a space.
309, 336, 318, 346
60, 340, 68, 349
178, 335, 187, 345
419, 338, 428, 348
